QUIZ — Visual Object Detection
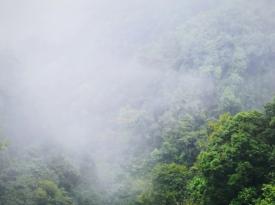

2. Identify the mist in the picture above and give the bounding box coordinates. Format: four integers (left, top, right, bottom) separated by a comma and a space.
0, 0, 274, 204
0, 0, 214, 162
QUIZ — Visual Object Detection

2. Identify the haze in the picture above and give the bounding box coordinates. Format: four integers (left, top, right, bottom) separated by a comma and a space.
0, 0, 274, 205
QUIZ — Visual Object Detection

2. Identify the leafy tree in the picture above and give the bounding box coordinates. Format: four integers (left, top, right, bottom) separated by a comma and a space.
255, 184, 275, 205
139, 163, 189, 205
191, 100, 275, 205
34, 180, 74, 205
150, 113, 207, 167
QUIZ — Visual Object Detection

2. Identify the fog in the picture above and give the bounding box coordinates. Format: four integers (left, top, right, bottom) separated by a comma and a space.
0, 0, 274, 203
0, 2, 213, 155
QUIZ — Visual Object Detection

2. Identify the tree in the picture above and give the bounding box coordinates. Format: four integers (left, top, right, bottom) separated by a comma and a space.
191, 100, 275, 205
256, 184, 275, 205
140, 163, 189, 205
34, 180, 74, 205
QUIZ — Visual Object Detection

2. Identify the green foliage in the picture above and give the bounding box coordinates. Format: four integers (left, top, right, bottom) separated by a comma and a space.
143, 0, 275, 114
0, 147, 102, 205
230, 187, 257, 205
138, 100, 275, 205
186, 176, 206, 205
150, 113, 207, 166
34, 180, 73, 205
256, 184, 275, 205
1, 1, 275, 205
139, 163, 189, 205
190, 102, 275, 205
47, 156, 80, 192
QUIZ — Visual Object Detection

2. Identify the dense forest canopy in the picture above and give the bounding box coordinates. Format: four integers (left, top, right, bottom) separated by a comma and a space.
0, 0, 274, 205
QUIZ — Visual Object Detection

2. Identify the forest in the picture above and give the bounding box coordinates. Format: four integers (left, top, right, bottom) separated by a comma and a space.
0, 0, 274, 205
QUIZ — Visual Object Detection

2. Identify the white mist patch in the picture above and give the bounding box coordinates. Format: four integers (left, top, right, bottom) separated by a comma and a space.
0, 0, 222, 194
